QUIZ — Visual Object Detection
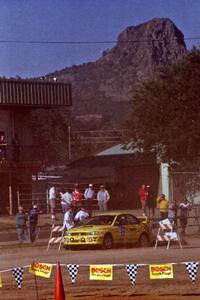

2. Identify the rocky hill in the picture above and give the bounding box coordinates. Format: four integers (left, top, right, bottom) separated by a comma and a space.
47, 18, 187, 129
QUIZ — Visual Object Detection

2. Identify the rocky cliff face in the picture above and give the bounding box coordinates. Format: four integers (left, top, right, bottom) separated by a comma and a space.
47, 18, 187, 128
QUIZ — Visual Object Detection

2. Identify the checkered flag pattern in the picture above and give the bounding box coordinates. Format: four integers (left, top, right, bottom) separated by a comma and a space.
125, 264, 138, 285
12, 267, 24, 289
185, 262, 199, 284
67, 264, 79, 283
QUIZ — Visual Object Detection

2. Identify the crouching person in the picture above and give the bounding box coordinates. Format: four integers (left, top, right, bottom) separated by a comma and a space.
74, 207, 89, 225
16, 206, 28, 243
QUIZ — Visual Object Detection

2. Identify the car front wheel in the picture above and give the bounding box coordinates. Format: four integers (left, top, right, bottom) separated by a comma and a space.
103, 234, 113, 249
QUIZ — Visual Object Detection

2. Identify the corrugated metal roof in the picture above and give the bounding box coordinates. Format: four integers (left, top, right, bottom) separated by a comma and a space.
0, 79, 72, 107
96, 143, 138, 156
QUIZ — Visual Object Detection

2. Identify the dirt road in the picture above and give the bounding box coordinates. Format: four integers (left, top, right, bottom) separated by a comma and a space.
1, 234, 200, 299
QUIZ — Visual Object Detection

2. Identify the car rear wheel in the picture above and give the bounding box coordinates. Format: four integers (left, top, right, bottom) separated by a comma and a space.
103, 234, 113, 249
139, 233, 149, 247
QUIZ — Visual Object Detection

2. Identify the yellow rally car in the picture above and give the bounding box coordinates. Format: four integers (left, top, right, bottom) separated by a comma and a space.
63, 212, 153, 249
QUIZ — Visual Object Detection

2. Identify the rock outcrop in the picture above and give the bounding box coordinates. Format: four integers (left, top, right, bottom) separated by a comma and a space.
47, 18, 187, 128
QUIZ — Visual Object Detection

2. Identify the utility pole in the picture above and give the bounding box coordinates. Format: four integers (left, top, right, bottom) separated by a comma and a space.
68, 125, 71, 160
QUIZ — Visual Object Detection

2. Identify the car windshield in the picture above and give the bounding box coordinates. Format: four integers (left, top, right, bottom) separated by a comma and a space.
83, 215, 115, 226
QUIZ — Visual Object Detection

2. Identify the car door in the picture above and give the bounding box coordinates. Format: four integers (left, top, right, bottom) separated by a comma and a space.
112, 215, 128, 245
124, 214, 141, 244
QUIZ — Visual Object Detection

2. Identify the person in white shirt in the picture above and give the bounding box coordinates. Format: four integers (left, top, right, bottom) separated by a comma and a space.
74, 207, 89, 223
84, 184, 95, 216
48, 186, 57, 220
97, 185, 110, 212
63, 207, 74, 230
60, 189, 73, 213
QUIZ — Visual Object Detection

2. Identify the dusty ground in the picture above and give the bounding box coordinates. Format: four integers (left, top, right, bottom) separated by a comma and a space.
1, 210, 200, 299
1, 235, 200, 300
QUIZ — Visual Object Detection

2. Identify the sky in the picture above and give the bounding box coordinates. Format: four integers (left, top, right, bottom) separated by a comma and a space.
0, 0, 200, 78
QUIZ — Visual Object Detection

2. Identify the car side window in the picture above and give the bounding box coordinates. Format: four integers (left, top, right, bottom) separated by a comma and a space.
114, 215, 127, 226
126, 215, 140, 225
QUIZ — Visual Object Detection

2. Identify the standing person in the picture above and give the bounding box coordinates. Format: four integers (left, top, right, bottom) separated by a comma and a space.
179, 198, 192, 234
74, 207, 89, 224
146, 185, 155, 218
63, 207, 74, 230
97, 185, 110, 212
84, 184, 95, 216
0, 132, 7, 163
72, 184, 83, 212
29, 205, 42, 243
156, 194, 169, 220
138, 184, 148, 216
60, 189, 73, 214
48, 186, 57, 220
168, 200, 178, 225
16, 206, 28, 243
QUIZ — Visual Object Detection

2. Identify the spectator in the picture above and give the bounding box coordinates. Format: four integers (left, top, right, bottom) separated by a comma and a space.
138, 184, 148, 216
168, 200, 178, 225
48, 186, 57, 220
179, 198, 192, 234
63, 207, 74, 230
97, 185, 110, 212
16, 206, 28, 243
157, 194, 169, 220
72, 184, 83, 212
60, 189, 73, 214
84, 184, 95, 216
74, 207, 89, 224
146, 185, 155, 218
29, 205, 42, 242
0, 132, 7, 163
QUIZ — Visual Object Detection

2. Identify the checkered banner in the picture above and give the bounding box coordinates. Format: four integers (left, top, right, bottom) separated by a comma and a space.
185, 262, 199, 284
67, 264, 79, 283
125, 264, 139, 285
12, 267, 24, 289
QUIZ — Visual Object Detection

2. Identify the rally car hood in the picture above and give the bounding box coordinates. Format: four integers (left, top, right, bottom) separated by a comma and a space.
67, 225, 112, 233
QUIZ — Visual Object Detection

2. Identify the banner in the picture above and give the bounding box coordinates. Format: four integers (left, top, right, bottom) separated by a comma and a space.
149, 264, 173, 279
12, 267, 24, 289
125, 264, 139, 285
90, 265, 113, 280
29, 262, 52, 278
0, 273, 2, 288
67, 264, 79, 283
185, 262, 199, 284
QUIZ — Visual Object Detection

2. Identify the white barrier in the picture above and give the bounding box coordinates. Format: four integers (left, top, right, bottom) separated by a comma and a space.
154, 218, 182, 250
47, 225, 65, 251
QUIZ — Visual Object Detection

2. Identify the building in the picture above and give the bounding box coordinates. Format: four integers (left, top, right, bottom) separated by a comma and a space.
63, 144, 160, 209
0, 78, 71, 214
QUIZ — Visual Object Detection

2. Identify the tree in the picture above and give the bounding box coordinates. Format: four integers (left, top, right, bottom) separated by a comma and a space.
31, 108, 71, 164
126, 47, 200, 165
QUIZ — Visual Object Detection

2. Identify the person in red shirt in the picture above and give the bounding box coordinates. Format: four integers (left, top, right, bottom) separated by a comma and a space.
138, 184, 148, 216
72, 184, 83, 212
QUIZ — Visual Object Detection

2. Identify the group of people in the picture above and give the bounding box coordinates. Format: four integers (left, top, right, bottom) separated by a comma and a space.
157, 194, 192, 234
48, 183, 110, 220
15, 205, 42, 243
138, 184, 192, 234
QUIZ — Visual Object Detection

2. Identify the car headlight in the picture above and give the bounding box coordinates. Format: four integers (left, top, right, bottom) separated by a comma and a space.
88, 231, 101, 235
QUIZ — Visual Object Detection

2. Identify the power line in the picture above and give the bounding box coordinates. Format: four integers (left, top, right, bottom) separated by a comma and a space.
0, 37, 199, 45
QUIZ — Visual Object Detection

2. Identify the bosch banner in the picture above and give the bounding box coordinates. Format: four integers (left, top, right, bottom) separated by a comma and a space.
90, 265, 113, 280
149, 264, 174, 279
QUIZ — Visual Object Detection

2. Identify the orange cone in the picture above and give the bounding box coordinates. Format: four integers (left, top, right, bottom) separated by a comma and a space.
54, 262, 65, 300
